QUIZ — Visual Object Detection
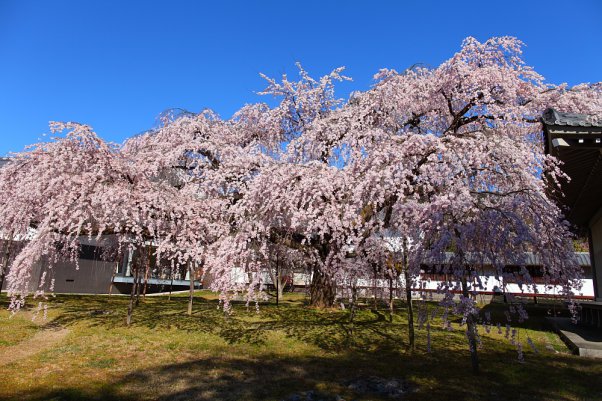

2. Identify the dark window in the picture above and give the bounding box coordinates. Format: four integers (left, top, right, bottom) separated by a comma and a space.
79, 244, 104, 261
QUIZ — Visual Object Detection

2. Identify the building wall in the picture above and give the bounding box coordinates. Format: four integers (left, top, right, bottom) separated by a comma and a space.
200, 255, 594, 299
50, 259, 117, 294
3, 251, 594, 298
2, 258, 117, 294
1, 259, 44, 293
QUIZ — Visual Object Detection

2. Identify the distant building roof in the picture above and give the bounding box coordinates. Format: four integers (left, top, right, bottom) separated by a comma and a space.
424, 252, 590, 267
0, 158, 11, 168
542, 108, 602, 128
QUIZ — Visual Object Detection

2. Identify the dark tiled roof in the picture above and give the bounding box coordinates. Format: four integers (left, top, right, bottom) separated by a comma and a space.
542, 108, 602, 128
0, 158, 11, 168
425, 252, 590, 267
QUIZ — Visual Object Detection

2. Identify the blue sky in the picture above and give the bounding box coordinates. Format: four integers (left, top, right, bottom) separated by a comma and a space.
1, 0, 601, 155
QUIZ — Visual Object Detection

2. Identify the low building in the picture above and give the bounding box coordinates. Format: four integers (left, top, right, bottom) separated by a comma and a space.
0, 234, 197, 295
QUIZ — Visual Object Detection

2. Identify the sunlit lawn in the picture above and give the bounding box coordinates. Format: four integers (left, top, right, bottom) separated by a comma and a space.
0, 291, 600, 401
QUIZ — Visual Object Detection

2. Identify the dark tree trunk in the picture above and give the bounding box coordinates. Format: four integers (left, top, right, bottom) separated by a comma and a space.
142, 246, 151, 301
135, 265, 142, 307
275, 254, 280, 307
309, 266, 336, 308
349, 284, 358, 323
277, 274, 284, 303
403, 240, 415, 351
108, 254, 120, 296
462, 276, 480, 374
188, 262, 195, 316
404, 269, 415, 351
168, 265, 174, 301
372, 267, 378, 310
389, 275, 394, 315
348, 284, 358, 343
127, 264, 139, 326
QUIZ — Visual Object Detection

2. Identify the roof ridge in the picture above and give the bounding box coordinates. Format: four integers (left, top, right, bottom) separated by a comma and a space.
542, 107, 602, 128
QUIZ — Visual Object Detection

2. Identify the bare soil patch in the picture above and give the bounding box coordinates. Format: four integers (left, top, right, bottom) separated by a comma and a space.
0, 322, 68, 366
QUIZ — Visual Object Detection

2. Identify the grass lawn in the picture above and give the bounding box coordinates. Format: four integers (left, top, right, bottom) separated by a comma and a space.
0, 291, 600, 401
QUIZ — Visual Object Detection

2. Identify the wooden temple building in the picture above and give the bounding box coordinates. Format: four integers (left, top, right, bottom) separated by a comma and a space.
543, 108, 602, 327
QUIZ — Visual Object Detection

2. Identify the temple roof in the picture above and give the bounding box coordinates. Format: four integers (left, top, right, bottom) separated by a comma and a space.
542, 108, 602, 128
542, 108, 602, 228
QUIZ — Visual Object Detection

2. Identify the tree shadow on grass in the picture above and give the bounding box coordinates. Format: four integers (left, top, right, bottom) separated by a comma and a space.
12, 347, 602, 401
42, 295, 578, 358
46, 295, 419, 353
6, 296, 602, 401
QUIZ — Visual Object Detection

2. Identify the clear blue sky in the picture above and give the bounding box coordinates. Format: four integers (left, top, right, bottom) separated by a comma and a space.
1, 0, 601, 155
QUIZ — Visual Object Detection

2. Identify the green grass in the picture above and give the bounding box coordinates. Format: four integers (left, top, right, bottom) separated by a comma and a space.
0, 291, 600, 401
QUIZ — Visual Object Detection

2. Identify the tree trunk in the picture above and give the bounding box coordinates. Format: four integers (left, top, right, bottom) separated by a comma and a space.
462, 276, 480, 374
389, 275, 394, 315
268, 253, 285, 305
275, 253, 279, 307
309, 266, 336, 308
127, 264, 139, 326
135, 264, 142, 307
402, 239, 415, 351
108, 257, 119, 296
168, 265, 174, 301
349, 284, 358, 323
187, 262, 194, 315
277, 275, 284, 302
404, 268, 415, 351
142, 246, 151, 301
372, 267, 378, 309
348, 284, 358, 343
275, 260, 287, 306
